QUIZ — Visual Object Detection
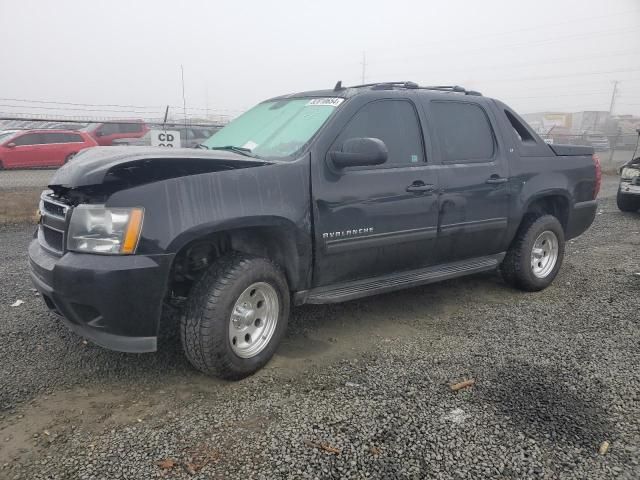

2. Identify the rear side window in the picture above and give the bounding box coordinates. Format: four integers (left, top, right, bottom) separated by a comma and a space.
65, 133, 84, 142
98, 123, 119, 135
504, 109, 537, 145
119, 123, 143, 133
41, 133, 77, 144
430, 101, 495, 163
13, 133, 43, 146
333, 99, 424, 166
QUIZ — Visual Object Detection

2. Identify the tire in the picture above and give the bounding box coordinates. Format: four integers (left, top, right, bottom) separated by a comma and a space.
616, 190, 640, 212
180, 253, 290, 379
501, 214, 565, 292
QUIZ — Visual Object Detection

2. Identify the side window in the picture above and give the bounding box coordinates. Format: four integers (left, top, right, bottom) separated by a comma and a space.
504, 109, 537, 145
333, 100, 424, 166
65, 133, 84, 143
13, 133, 44, 146
98, 123, 118, 136
429, 101, 495, 163
41, 133, 70, 144
119, 123, 143, 133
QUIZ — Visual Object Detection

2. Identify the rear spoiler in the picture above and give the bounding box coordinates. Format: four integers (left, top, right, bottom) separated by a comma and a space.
549, 144, 594, 156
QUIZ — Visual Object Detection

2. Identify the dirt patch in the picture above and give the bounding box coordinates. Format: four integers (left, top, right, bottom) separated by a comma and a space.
0, 188, 41, 223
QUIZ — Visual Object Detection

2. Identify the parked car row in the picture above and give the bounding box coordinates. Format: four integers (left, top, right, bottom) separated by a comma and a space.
0, 121, 222, 169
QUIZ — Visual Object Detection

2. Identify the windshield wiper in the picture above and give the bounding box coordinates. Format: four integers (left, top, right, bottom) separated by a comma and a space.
207, 145, 258, 158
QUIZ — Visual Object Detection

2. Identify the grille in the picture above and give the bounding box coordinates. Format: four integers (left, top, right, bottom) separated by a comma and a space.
42, 227, 63, 249
42, 200, 66, 217
38, 192, 70, 255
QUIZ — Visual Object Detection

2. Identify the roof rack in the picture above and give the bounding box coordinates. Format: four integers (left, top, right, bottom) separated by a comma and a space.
334, 80, 482, 96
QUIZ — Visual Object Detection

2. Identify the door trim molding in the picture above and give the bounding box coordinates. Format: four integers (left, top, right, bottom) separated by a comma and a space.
439, 217, 507, 236
324, 225, 437, 254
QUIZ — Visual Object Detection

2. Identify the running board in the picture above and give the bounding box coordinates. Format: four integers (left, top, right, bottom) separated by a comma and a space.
295, 253, 505, 305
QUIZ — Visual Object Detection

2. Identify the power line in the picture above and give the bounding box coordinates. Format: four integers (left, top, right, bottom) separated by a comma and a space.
376, 50, 640, 80
469, 67, 640, 85
0, 103, 165, 114
368, 26, 639, 66
0, 97, 245, 113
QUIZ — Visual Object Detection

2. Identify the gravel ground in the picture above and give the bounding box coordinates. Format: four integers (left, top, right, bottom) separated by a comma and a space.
0, 177, 638, 479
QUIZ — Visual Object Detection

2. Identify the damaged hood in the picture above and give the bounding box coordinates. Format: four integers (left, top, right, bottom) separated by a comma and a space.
50, 146, 272, 189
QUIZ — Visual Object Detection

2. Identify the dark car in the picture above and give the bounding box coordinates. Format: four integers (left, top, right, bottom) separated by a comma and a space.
29, 81, 599, 379
616, 129, 640, 212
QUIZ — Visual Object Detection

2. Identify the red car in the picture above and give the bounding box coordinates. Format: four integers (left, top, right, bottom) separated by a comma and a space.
83, 121, 149, 146
0, 129, 98, 169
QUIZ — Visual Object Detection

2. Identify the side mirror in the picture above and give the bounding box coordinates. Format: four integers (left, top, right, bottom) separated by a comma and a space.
6, 142, 16, 148
330, 137, 388, 169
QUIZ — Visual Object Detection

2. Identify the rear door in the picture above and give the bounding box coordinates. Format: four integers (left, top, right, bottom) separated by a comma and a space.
40, 132, 78, 166
312, 96, 441, 286
420, 99, 511, 262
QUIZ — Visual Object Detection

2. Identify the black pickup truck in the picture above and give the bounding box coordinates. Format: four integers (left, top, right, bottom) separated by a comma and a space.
29, 82, 600, 379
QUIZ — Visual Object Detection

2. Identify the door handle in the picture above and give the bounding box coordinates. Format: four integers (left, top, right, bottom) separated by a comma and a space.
485, 176, 508, 184
406, 182, 436, 193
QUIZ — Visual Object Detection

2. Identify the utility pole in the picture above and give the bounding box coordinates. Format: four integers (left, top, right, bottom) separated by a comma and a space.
361, 52, 366, 84
608, 80, 619, 165
181, 64, 187, 129
608, 80, 618, 115
205, 83, 210, 120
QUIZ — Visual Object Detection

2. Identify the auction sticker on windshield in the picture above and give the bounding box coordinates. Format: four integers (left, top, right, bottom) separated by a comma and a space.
306, 98, 344, 107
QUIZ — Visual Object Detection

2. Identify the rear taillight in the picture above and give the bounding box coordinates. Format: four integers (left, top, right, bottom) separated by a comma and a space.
593, 154, 602, 199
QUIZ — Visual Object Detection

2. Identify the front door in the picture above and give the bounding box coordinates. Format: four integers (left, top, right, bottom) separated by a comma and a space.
6, 132, 46, 168
421, 99, 511, 262
312, 98, 440, 286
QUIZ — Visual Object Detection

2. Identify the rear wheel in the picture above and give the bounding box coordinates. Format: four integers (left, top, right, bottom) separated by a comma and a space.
180, 253, 290, 379
501, 215, 565, 292
616, 190, 640, 212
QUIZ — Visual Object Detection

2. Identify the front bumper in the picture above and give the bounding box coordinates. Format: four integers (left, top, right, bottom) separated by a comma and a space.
28, 239, 174, 353
619, 182, 640, 196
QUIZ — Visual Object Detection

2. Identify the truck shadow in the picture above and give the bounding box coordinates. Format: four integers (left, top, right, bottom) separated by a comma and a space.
474, 361, 611, 449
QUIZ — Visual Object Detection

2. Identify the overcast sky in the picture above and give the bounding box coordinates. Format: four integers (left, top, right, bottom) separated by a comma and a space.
1, 0, 639, 120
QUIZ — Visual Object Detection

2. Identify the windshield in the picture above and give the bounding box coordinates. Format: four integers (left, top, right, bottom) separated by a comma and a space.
202, 97, 343, 160
0, 131, 18, 144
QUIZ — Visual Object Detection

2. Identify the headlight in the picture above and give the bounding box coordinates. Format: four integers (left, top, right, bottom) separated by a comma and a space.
621, 167, 640, 180
67, 205, 144, 254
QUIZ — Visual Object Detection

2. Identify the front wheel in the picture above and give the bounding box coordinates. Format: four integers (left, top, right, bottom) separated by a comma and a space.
617, 190, 640, 212
180, 253, 290, 379
501, 215, 565, 292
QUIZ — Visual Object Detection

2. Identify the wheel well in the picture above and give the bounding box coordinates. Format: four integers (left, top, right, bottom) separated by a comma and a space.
167, 226, 300, 305
524, 195, 569, 231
